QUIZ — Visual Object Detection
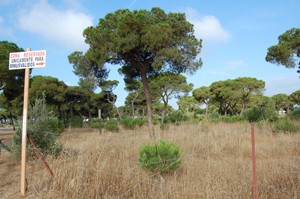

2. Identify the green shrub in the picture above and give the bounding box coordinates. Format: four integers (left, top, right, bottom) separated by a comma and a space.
132, 118, 146, 127
44, 118, 64, 135
11, 95, 63, 159
89, 118, 100, 128
243, 107, 264, 122
69, 116, 83, 128
193, 114, 205, 122
120, 118, 134, 129
222, 115, 244, 123
208, 111, 221, 123
153, 115, 160, 125
104, 119, 119, 132
120, 118, 146, 129
243, 106, 278, 123
164, 111, 188, 125
288, 109, 300, 120
273, 117, 299, 133
139, 141, 182, 174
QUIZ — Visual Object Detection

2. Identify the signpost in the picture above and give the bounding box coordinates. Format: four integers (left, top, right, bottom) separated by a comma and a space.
9, 48, 46, 196
9, 50, 46, 70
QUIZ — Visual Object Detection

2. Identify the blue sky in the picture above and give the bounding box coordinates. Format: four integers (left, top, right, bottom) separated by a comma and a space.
0, 0, 299, 108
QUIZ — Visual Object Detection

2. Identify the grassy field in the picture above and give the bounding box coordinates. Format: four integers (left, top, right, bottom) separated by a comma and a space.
1, 122, 300, 198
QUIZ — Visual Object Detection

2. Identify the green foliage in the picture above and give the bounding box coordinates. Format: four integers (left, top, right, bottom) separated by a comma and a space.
271, 93, 291, 111
139, 141, 182, 174
149, 72, 193, 120
288, 109, 300, 119
81, 7, 202, 137
69, 116, 83, 128
273, 117, 299, 133
164, 110, 188, 125
89, 118, 100, 128
11, 95, 63, 159
209, 78, 265, 116
120, 118, 146, 129
30, 76, 68, 118
193, 114, 206, 122
289, 90, 300, 107
0, 41, 25, 100
104, 119, 119, 132
221, 115, 244, 123
153, 115, 160, 125
266, 28, 300, 70
208, 111, 221, 123
120, 118, 134, 129
243, 106, 278, 123
243, 107, 264, 122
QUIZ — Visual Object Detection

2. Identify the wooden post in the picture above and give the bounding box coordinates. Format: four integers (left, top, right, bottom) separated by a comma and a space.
21, 48, 31, 196
251, 123, 257, 199
98, 109, 102, 134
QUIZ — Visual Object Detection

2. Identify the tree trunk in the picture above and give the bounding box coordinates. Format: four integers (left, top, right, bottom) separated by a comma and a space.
131, 91, 139, 118
140, 70, 156, 139
113, 104, 122, 120
107, 95, 121, 120
8, 107, 15, 130
88, 97, 92, 120
240, 103, 245, 116
10, 116, 15, 130
205, 103, 209, 118
161, 97, 168, 126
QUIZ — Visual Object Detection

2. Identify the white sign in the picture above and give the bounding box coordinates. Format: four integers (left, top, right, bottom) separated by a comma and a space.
9, 50, 46, 70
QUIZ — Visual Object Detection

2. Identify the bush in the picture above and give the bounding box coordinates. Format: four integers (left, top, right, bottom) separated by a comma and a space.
44, 118, 64, 135
11, 95, 63, 159
222, 115, 244, 123
243, 107, 264, 122
208, 111, 221, 123
120, 118, 146, 130
104, 119, 119, 132
164, 111, 188, 125
243, 106, 278, 123
120, 118, 134, 129
69, 116, 83, 128
139, 141, 182, 174
273, 117, 299, 133
132, 118, 146, 127
193, 114, 205, 122
288, 109, 300, 120
89, 118, 100, 128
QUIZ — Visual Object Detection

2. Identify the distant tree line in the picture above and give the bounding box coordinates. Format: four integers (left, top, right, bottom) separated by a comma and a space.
1, 9, 299, 138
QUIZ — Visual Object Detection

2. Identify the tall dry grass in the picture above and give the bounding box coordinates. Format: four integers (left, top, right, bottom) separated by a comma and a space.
2, 122, 300, 199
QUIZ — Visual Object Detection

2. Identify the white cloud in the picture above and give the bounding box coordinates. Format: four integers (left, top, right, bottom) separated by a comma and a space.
265, 74, 300, 96
18, 0, 93, 51
185, 8, 230, 44
0, 0, 13, 5
62, 0, 83, 11
0, 16, 13, 36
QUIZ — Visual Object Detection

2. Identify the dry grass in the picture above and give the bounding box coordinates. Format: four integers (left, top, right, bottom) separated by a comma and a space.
1, 122, 300, 199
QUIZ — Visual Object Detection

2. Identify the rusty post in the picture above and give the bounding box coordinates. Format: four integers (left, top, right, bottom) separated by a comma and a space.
251, 123, 257, 199
27, 135, 54, 176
